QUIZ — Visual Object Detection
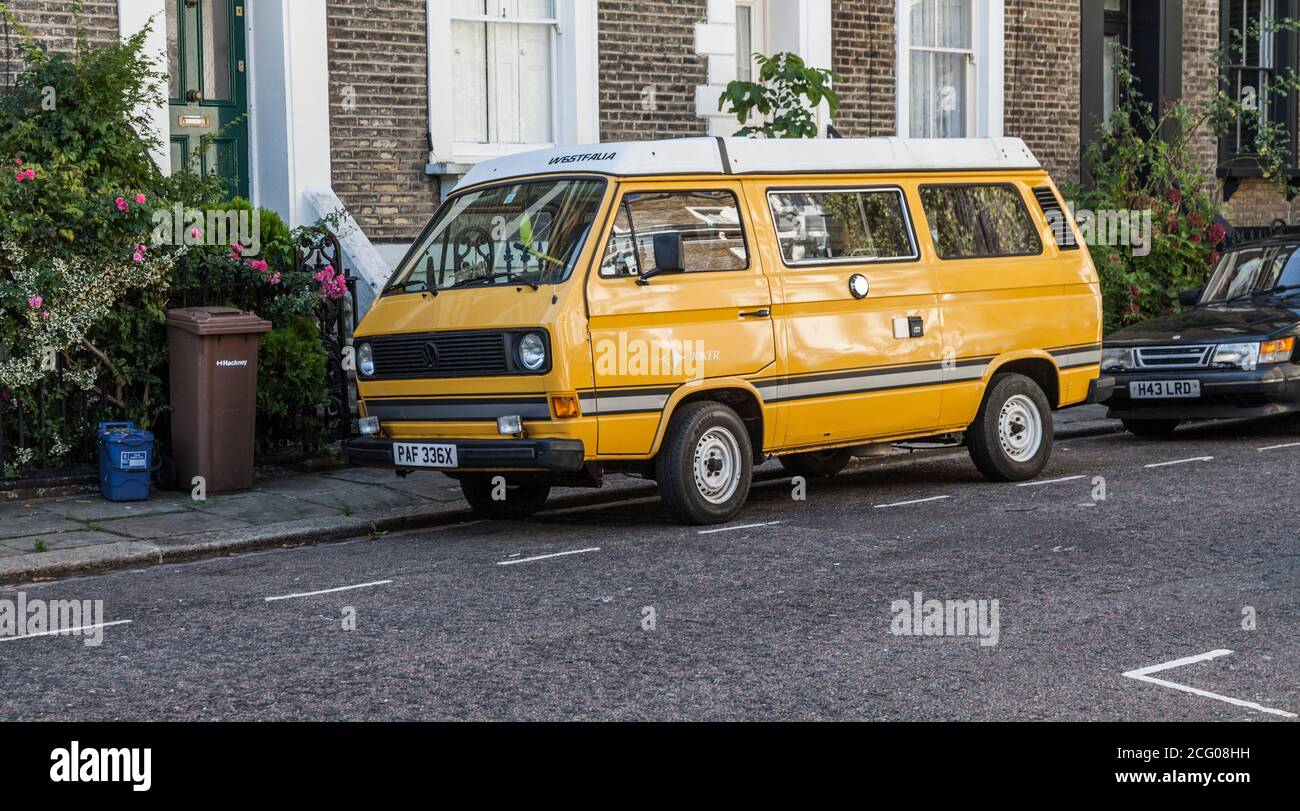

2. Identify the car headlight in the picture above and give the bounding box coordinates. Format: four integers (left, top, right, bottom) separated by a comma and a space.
1260, 337, 1296, 365
1212, 342, 1261, 370
518, 332, 547, 372
357, 342, 375, 377
1101, 347, 1134, 371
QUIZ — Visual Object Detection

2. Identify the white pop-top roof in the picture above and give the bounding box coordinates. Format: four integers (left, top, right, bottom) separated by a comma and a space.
454, 136, 1041, 190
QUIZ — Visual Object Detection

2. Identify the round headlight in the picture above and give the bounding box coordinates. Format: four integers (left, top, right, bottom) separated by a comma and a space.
518, 333, 546, 372
357, 342, 375, 377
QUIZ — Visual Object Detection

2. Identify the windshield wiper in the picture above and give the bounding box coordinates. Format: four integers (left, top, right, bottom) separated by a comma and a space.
446, 272, 540, 291
1220, 283, 1300, 304
388, 278, 435, 296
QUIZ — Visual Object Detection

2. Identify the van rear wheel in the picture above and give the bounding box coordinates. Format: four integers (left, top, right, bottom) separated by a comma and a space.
460, 476, 551, 520
779, 448, 853, 479
656, 401, 753, 525
967, 373, 1053, 482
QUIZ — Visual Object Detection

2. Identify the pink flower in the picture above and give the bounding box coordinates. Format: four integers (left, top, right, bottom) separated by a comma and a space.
250, 259, 268, 273
25, 168, 35, 180
41, 310, 50, 319
133, 252, 144, 262
267, 272, 282, 285
232, 243, 244, 254
14, 171, 24, 182
190, 227, 202, 240
135, 193, 147, 205
27, 295, 43, 310
15, 158, 21, 166
115, 197, 128, 212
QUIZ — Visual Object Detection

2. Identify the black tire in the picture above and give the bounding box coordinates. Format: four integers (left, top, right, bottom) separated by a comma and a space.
655, 401, 754, 525
779, 447, 853, 479
460, 476, 551, 520
967, 373, 1054, 482
1121, 418, 1181, 438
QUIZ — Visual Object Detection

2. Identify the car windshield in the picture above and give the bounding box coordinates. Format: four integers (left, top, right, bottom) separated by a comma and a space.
387, 178, 607, 293
1201, 244, 1300, 302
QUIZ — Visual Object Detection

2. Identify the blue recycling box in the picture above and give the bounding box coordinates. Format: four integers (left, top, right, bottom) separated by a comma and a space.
97, 422, 155, 502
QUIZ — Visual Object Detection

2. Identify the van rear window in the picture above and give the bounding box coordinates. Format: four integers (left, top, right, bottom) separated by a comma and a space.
920, 184, 1043, 260
599, 190, 749, 278
767, 188, 917, 265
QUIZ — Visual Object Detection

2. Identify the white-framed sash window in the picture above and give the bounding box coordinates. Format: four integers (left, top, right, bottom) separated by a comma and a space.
896, 0, 1003, 138
429, 1, 598, 168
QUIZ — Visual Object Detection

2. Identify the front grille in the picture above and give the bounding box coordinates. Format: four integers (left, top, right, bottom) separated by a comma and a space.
369, 331, 511, 379
1135, 345, 1214, 369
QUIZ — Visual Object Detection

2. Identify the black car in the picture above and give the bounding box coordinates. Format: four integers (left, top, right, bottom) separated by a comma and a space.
1100, 238, 1300, 436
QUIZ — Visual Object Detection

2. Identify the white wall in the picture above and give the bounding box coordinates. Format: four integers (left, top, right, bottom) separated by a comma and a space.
117, 0, 170, 173
246, 0, 332, 227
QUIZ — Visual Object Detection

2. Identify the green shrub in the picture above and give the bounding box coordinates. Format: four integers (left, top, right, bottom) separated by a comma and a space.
256, 316, 330, 452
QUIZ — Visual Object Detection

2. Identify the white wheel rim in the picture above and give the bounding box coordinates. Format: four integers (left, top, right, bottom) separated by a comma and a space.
998, 394, 1042, 463
693, 426, 742, 505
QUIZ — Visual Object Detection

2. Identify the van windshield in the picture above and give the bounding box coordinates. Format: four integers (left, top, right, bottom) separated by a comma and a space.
387, 178, 607, 293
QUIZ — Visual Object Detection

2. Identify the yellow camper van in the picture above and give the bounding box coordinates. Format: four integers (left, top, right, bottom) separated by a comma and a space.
345, 137, 1107, 525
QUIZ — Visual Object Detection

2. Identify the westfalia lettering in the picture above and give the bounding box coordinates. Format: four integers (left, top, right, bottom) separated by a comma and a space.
547, 152, 617, 165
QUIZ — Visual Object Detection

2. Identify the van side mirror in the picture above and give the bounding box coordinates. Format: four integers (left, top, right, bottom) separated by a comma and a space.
637, 232, 686, 285
1179, 288, 1203, 307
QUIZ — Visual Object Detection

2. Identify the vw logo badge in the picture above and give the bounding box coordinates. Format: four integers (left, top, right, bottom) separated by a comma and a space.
423, 342, 440, 368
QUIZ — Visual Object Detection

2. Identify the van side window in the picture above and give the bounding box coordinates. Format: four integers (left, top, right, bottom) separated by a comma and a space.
767, 188, 917, 265
599, 190, 749, 277
919, 184, 1043, 260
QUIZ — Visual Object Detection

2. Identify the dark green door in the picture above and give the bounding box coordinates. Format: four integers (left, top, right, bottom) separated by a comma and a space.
167, 0, 249, 199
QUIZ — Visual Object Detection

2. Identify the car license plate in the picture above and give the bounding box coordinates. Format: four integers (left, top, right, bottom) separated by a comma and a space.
1130, 380, 1201, 399
393, 443, 458, 468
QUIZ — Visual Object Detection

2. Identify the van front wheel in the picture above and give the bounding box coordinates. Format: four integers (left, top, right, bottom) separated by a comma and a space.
967, 373, 1053, 482
656, 401, 753, 525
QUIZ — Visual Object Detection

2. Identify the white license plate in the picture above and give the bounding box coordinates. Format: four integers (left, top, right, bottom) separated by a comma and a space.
1130, 380, 1201, 399
393, 443, 459, 468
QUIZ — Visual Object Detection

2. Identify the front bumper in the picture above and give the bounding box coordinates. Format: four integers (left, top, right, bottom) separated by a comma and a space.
344, 437, 586, 474
1102, 364, 1300, 420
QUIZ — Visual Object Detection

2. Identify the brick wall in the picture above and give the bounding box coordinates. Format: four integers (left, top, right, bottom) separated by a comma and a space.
598, 0, 708, 142
1004, 0, 1080, 184
1182, 0, 1219, 189
1, 0, 118, 55
831, 0, 895, 137
326, 0, 437, 243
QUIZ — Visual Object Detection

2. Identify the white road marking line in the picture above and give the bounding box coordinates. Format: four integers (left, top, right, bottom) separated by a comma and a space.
697, 521, 782, 535
1017, 475, 1087, 488
0, 619, 133, 642
874, 495, 951, 509
1122, 649, 1297, 719
1258, 442, 1300, 452
264, 580, 393, 602
496, 547, 601, 566
1145, 456, 1213, 469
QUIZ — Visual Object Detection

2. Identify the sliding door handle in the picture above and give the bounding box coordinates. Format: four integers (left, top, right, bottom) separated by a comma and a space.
739, 308, 771, 319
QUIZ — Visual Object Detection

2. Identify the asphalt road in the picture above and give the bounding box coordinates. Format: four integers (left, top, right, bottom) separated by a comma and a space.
2, 415, 1298, 721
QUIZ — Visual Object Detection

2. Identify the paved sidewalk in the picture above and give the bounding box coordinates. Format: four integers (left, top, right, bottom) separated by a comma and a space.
0, 404, 1117, 583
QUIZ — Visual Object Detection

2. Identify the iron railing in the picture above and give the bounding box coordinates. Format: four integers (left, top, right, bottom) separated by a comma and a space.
0, 231, 359, 482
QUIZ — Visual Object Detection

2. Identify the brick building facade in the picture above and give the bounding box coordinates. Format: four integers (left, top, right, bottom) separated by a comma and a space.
3, 1, 1299, 274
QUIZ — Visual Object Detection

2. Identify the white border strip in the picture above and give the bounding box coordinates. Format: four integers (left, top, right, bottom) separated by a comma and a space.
497, 548, 601, 566
0, 619, 133, 642
265, 580, 393, 602
1122, 649, 1297, 719
1145, 457, 1213, 469
875, 495, 951, 509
